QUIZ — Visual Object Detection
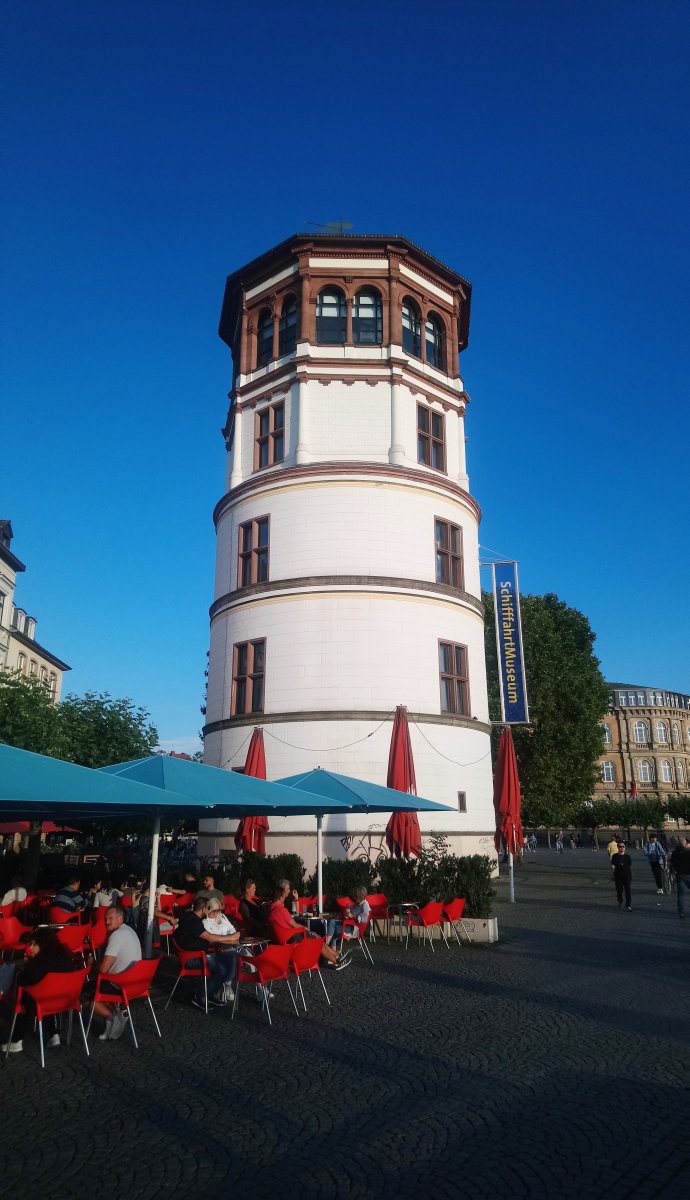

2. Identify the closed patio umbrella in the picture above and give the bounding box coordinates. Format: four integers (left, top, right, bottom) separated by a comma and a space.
234, 728, 270, 854
493, 726, 524, 902
385, 706, 422, 859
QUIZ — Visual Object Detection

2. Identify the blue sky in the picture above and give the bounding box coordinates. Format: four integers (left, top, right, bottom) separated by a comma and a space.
2, 1, 689, 750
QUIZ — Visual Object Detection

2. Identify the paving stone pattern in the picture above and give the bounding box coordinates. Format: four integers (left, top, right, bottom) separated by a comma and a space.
1, 851, 687, 1199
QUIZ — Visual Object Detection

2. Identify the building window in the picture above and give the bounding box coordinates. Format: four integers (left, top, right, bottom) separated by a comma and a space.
638, 759, 653, 784
659, 759, 673, 783
29, 660, 37, 676
435, 518, 464, 588
418, 404, 445, 471
425, 313, 446, 370
255, 402, 284, 470
601, 762, 616, 784
278, 295, 298, 356
0, 591, 5, 626
49, 673, 56, 697
600, 723, 612, 745
677, 760, 686, 785
257, 308, 273, 368
402, 297, 422, 358
633, 720, 649, 744
231, 639, 265, 716
353, 288, 382, 344
619, 694, 627, 706
672, 722, 680, 746
40, 667, 48, 684
17, 653, 26, 674
457, 791, 467, 813
316, 287, 346, 344
637, 693, 645, 705
656, 721, 668, 743
238, 517, 270, 587
439, 641, 469, 715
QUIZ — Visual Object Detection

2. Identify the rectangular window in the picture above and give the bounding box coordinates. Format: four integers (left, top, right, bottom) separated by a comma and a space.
238, 516, 270, 588
0, 591, 5, 626
457, 791, 467, 813
439, 641, 470, 715
255, 402, 284, 470
417, 404, 445, 471
435, 518, 464, 588
231, 639, 266, 716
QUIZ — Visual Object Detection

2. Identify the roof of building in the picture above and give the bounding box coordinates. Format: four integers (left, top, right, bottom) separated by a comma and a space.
0, 520, 26, 574
9, 628, 71, 672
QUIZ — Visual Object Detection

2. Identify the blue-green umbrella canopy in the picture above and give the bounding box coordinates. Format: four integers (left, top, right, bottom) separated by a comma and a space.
276, 767, 453, 814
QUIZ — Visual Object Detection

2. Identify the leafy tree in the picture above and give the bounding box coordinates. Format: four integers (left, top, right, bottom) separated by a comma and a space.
0, 670, 62, 756
484, 591, 610, 828
57, 691, 158, 768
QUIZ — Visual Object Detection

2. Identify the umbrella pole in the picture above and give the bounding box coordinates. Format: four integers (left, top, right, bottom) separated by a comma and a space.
508, 849, 515, 903
316, 813, 323, 915
145, 815, 161, 957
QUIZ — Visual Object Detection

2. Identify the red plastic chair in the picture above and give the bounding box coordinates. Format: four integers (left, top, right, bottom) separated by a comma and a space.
55, 923, 91, 964
269, 918, 306, 947
47, 905, 80, 925
164, 941, 211, 1014
405, 901, 449, 952
119, 895, 134, 909
0, 916, 33, 959
87, 959, 161, 1048
366, 893, 389, 941
174, 892, 195, 912
223, 894, 241, 918
233, 944, 299, 1025
441, 898, 473, 945
338, 916, 374, 964
5, 967, 90, 1068
157, 892, 176, 913
289, 936, 331, 1011
336, 896, 354, 913
0, 902, 18, 919
88, 919, 109, 956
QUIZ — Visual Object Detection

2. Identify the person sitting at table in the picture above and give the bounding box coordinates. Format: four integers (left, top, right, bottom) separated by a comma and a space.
325, 886, 370, 950
175, 898, 240, 1007
238, 879, 269, 936
92, 903, 143, 1041
196, 873, 224, 905
92, 878, 122, 908
1, 927, 76, 1054
53, 875, 88, 914
181, 870, 200, 894
269, 881, 349, 970
1, 874, 28, 906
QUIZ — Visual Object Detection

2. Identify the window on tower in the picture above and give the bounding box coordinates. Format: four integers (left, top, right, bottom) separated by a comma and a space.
279, 295, 298, 356
257, 309, 273, 368
417, 404, 445, 471
231, 639, 266, 716
425, 313, 446, 370
435, 518, 464, 588
255, 401, 284, 470
353, 288, 382, 344
316, 287, 346, 344
439, 641, 470, 715
238, 516, 270, 587
402, 297, 422, 358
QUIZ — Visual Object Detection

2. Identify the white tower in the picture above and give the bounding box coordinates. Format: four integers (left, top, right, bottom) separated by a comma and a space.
201, 234, 495, 868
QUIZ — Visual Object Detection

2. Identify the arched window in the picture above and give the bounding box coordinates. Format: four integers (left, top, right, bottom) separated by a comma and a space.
601, 761, 615, 783
425, 313, 446, 370
49, 673, 57, 697
278, 295, 298, 356
402, 297, 422, 358
316, 287, 346, 344
353, 288, 382, 344
638, 759, 653, 784
17, 652, 26, 674
600, 722, 612, 745
671, 722, 680, 746
257, 308, 273, 368
656, 721, 668, 743
633, 720, 649, 744
660, 759, 673, 783
676, 760, 685, 785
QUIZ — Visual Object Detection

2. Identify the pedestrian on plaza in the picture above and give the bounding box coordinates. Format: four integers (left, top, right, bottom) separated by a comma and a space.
644, 834, 667, 895
607, 836, 618, 858
669, 836, 690, 920
575, 834, 582, 849
611, 841, 633, 910
555, 831, 564, 854
569, 834, 577, 850
590, 833, 599, 851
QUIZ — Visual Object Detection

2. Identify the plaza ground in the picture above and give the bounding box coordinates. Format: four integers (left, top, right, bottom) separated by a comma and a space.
2, 850, 687, 1200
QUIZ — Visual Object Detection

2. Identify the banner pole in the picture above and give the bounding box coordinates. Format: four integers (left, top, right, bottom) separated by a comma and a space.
508, 849, 515, 903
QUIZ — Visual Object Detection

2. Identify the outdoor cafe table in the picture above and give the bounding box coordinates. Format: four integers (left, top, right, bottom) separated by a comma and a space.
386, 902, 419, 942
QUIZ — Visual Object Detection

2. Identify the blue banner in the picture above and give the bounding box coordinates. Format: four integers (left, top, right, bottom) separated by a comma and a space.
492, 562, 529, 725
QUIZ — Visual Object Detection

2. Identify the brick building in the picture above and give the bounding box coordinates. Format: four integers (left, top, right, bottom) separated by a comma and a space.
596, 682, 690, 799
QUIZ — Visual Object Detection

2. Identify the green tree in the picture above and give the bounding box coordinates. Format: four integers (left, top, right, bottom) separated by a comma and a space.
484, 591, 610, 828
0, 670, 62, 755
57, 691, 158, 768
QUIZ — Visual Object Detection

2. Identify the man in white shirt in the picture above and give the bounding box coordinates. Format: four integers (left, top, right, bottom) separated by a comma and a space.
94, 904, 142, 1041
1, 875, 27, 905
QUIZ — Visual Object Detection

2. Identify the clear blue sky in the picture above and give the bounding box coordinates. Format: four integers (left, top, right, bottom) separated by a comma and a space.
3, 1, 689, 751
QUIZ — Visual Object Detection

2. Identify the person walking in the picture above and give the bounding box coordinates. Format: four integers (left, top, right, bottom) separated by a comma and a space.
611, 841, 633, 910
607, 835, 618, 858
590, 833, 599, 851
555, 831, 564, 854
669, 836, 690, 920
644, 834, 667, 895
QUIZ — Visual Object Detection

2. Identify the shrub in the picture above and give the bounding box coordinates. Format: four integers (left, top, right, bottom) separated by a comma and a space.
377, 856, 420, 904
452, 855, 496, 918
305, 857, 377, 909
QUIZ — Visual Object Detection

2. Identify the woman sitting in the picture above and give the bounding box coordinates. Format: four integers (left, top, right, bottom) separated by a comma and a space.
1, 928, 76, 1054
269, 881, 350, 971
238, 879, 269, 936
326, 886, 370, 950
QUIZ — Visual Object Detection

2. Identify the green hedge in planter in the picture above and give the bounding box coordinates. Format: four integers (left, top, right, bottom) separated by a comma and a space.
305, 857, 378, 910
451, 855, 496, 918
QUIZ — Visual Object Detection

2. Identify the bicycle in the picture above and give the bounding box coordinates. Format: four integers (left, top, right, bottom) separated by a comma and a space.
660, 862, 674, 896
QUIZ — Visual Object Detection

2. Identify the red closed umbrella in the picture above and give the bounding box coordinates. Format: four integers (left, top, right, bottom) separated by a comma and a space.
385, 706, 422, 859
234, 728, 270, 854
493, 727, 524, 901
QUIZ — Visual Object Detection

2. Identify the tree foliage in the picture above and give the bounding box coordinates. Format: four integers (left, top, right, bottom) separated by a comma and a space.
0, 671, 62, 756
484, 591, 610, 828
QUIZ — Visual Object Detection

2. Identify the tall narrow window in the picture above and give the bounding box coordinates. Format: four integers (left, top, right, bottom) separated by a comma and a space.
238, 517, 270, 587
457, 791, 467, 813
425, 313, 445, 370
402, 297, 422, 358
316, 287, 346, 344
49, 673, 56, 697
435, 518, 464, 588
672, 722, 680, 746
0, 591, 5, 626
677, 760, 686, 785
231, 639, 266, 715
439, 641, 469, 715
418, 404, 445, 471
278, 295, 298, 356
353, 288, 382, 344
29, 660, 37, 676
600, 723, 612, 745
633, 720, 649, 744
660, 759, 673, 783
601, 762, 616, 783
257, 308, 273, 368
656, 721, 668, 743
255, 401, 284, 469
17, 652, 26, 674
638, 759, 653, 784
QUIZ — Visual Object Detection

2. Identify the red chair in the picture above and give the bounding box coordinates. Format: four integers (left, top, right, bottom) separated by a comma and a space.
5, 967, 90, 1068
91, 905, 108, 923
47, 905, 80, 925
269, 918, 306, 946
0, 916, 33, 959
405, 901, 450, 952
0, 902, 18, 919
88, 919, 109, 955
174, 892, 195, 911
157, 892, 176, 914
441, 898, 473, 945
338, 916, 374, 964
87, 959, 161, 1048
223, 894, 241, 917
119, 895, 133, 909
336, 896, 354, 913
233, 944, 299, 1025
164, 941, 211, 1014
55, 923, 91, 964
366, 893, 389, 941
289, 936, 331, 1011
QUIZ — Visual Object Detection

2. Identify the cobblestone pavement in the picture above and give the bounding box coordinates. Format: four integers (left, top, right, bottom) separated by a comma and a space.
1, 850, 687, 1200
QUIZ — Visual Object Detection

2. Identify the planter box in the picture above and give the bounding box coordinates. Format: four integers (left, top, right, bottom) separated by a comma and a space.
462, 917, 498, 944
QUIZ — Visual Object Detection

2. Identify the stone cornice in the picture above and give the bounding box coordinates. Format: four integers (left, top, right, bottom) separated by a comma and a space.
203, 708, 492, 738
209, 575, 485, 621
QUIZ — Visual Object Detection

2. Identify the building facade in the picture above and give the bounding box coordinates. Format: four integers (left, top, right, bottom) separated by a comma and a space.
596, 682, 690, 799
201, 234, 495, 868
0, 521, 70, 702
